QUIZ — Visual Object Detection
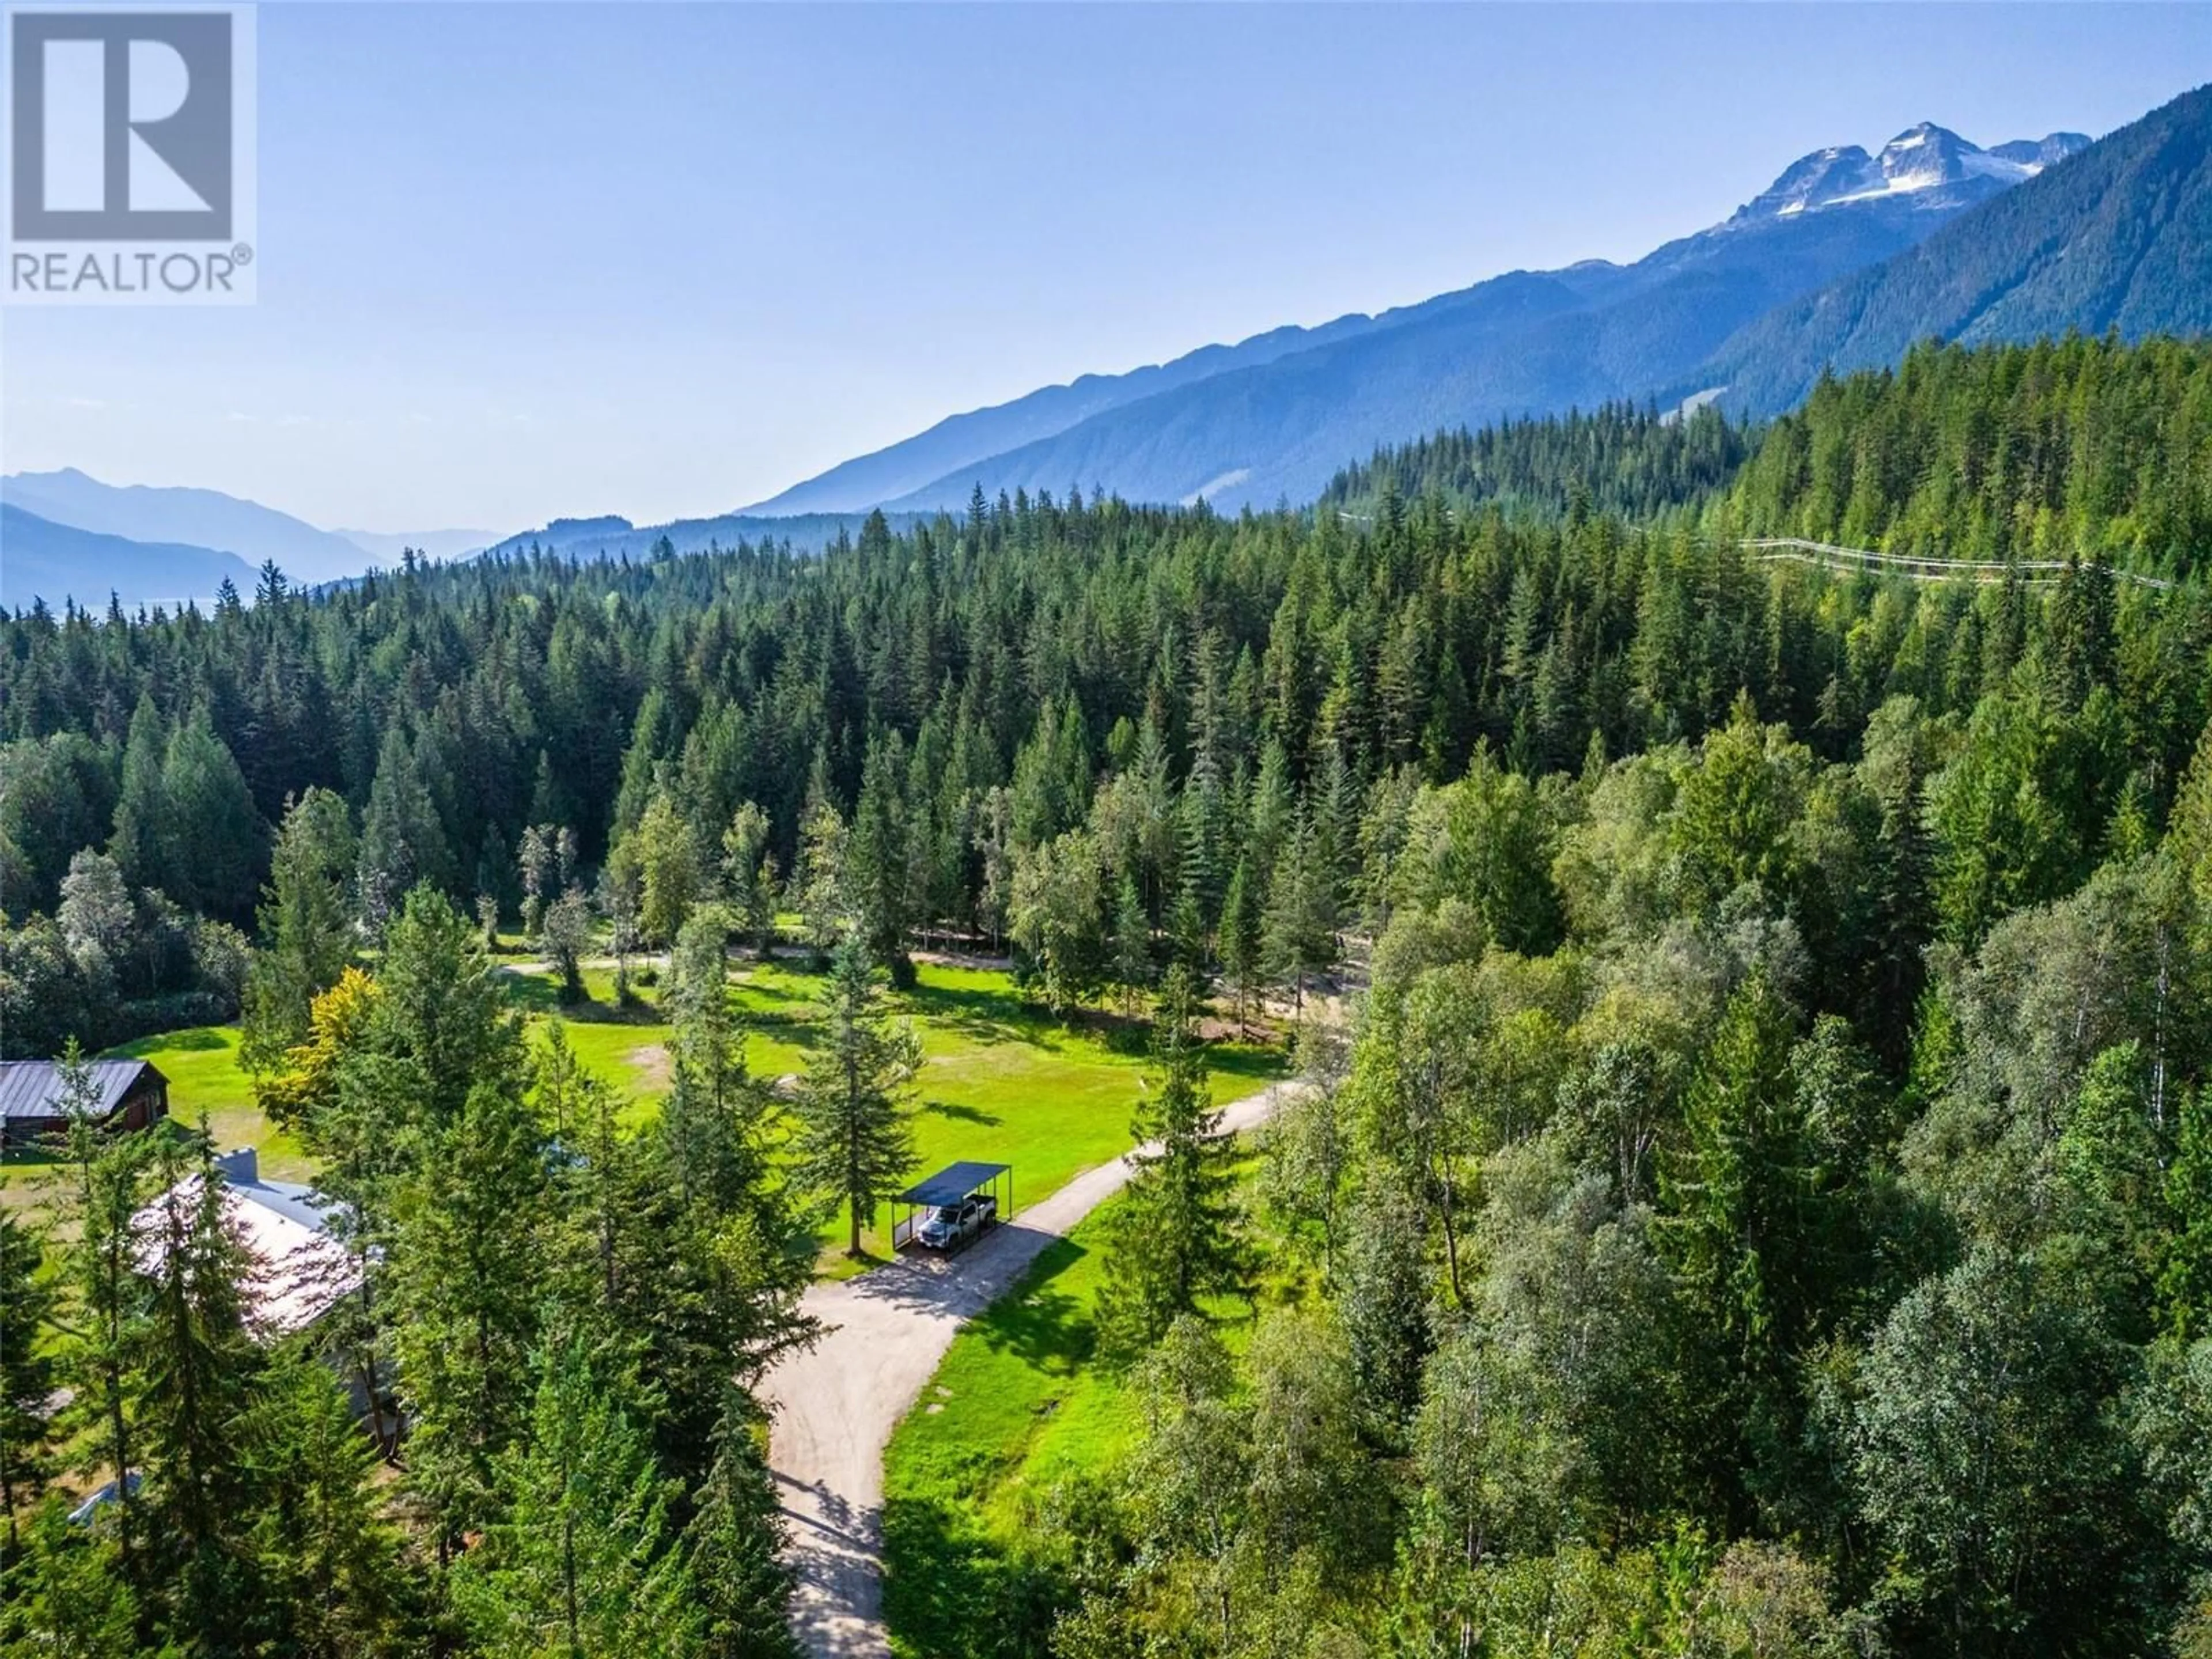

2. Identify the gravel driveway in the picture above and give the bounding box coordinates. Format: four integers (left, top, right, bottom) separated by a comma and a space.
760, 1078, 1305, 1658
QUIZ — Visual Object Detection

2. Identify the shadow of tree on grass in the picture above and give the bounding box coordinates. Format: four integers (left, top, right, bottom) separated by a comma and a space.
881, 1497, 1072, 1659
921, 1099, 1003, 1127
971, 1237, 1097, 1373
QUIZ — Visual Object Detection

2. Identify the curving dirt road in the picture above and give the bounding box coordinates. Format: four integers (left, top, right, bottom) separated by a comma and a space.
760, 1078, 1305, 1659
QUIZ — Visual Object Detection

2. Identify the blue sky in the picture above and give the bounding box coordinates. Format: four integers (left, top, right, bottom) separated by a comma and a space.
5, 3, 2205, 535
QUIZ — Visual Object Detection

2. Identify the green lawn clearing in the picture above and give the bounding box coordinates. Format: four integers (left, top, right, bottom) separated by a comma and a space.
5, 956, 1285, 1274
498, 956, 1285, 1264
880, 1153, 1304, 1658
118, 1023, 316, 1183
767, 960, 1284, 1265
881, 1214, 1134, 1656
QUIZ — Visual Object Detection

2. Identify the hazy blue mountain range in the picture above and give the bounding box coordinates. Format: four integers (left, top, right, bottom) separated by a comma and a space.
1695, 85, 2212, 416
752, 121, 2095, 516
0, 463, 892, 607
1, 505, 260, 611
1, 468, 376, 585
1, 468, 502, 600
738, 315, 1389, 517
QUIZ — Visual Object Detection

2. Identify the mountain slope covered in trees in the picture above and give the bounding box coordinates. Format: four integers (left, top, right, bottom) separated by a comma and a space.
1319, 402, 1758, 524
1330, 334, 2212, 579
1703, 82, 2212, 415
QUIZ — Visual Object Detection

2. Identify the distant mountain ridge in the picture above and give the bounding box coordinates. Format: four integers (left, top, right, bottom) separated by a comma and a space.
738, 315, 1388, 517
746, 118, 2097, 516
2, 471, 504, 588
1725, 123, 2089, 225
2, 468, 374, 585
1695, 84, 2212, 416
1, 505, 260, 611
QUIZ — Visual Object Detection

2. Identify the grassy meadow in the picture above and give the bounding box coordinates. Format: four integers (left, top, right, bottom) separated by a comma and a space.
2, 955, 1285, 1268
881, 1155, 1306, 1658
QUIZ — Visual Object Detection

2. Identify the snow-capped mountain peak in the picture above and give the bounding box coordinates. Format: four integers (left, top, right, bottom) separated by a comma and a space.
1729, 124, 2092, 226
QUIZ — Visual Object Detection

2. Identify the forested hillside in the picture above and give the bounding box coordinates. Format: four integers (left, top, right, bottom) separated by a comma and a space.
1320, 403, 1755, 523
3, 338, 2212, 1656
1724, 334, 2212, 572
1705, 82, 2212, 416
1329, 335, 2212, 575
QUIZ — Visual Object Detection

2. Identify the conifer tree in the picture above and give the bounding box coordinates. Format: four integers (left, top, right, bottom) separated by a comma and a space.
239, 1348, 412, 1657
972, 785, 1015, 953
1097, 965, 1247, 1359
454, 1330, 696, 1658
109, 693, 170, 895
791, 934, 919, 1256
2160, 1085, 2212, 1340
133, 1129, 263, 1642
339, 894, 544, 1560
1656, 969, 1826, 1516
631, 913, 818, 1474
0, 1501, 140, 1656
1262, 813, 1336, 1020
1110, 872, 1153, 1020
1218, 857, 1262, 1037
55, 1043, 153, 1582
1175, 752, 1226, 961
681, 1391, 803, 1659
154, 707, 268, 925
241, 788, 357, 1084
847, 729, 913, 974
356, 727, 452, 936
0, 1207, 55, 1551
386, 1074, 551, 1572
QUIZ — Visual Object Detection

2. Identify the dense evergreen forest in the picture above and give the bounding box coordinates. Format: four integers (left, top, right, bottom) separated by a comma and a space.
1320, 402, 1756, 524
5, 334, 2212, 1655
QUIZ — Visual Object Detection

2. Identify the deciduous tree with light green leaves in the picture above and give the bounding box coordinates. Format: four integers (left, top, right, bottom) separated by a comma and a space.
632, 786, 706, 949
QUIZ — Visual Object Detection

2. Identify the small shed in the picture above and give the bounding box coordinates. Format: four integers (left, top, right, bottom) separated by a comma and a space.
0, 1058, 169, 1149
892, 1160, 1013, 1254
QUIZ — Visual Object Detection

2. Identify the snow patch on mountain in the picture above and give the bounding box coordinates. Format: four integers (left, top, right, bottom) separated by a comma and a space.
1729, 124, 2090, 227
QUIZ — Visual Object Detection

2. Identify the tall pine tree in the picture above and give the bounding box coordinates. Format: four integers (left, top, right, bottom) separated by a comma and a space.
791, 935, 919, 1256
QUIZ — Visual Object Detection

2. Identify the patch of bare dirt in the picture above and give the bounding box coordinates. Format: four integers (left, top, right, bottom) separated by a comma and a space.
624, 1044, 671, 1089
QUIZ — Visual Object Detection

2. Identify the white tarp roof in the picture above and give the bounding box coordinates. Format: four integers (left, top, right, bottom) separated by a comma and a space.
135, 1155, 359, 1338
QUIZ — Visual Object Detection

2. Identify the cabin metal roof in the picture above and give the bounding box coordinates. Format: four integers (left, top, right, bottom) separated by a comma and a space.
0, 1059, 160, 1120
